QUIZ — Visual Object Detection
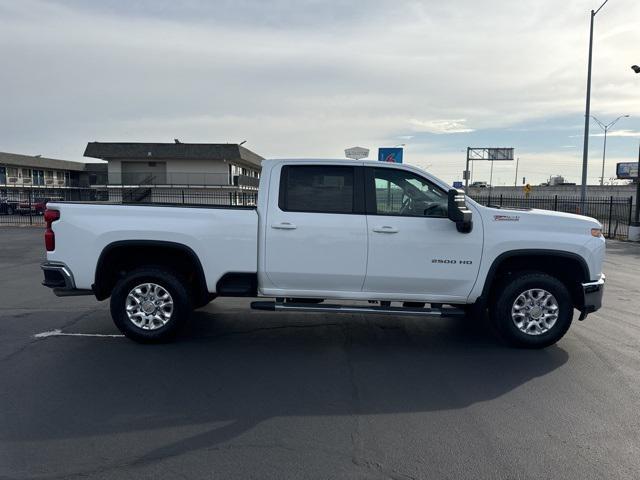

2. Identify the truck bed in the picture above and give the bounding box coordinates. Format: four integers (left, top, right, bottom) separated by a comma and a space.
46, 202, 259, 292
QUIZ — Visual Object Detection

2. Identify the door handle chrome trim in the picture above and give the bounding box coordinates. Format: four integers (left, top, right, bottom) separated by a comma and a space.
272, 222, 297, 230
372, 226, 398, 233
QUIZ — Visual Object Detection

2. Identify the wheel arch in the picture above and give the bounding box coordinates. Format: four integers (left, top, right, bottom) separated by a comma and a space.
93, 240, 209, 303
480, 249, 590, 309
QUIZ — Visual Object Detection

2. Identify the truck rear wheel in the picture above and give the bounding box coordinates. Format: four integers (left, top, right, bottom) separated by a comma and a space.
490, 272, 573, 349
110, 267, 192, 343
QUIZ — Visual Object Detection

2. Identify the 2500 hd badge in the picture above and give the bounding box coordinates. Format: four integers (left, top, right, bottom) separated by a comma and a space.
432, 259, 473, 265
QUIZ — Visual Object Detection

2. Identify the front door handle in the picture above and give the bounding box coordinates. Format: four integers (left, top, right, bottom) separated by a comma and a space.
272, 222, 297, 230
372, 226, 399, 233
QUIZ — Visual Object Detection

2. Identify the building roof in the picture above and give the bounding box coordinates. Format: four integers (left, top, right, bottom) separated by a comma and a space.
84, 142, 264, 169
0, 151, 96, 172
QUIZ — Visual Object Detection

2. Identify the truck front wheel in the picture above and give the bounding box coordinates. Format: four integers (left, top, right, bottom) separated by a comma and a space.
110, 267, 192, 343
490, 272, 573, 349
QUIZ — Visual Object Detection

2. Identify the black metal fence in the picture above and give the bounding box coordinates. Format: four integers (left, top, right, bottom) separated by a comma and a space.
1, 187, 635, 240
0, 187, 258, 227
471, 194, 634, 239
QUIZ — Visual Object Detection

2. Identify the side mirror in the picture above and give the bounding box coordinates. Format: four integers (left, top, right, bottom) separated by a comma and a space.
448, 189, 473, 233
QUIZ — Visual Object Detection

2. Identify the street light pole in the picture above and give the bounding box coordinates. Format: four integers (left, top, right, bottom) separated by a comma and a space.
600, 127, 608, 185
580, 0, 610, 208
591, 115, 629, 185
635, 141, 640, 225
628, 66, 640, 241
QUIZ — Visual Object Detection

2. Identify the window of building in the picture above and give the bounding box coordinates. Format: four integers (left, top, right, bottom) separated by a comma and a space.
21, 168, 31, 179
33, 169, 44, 186
7, 167, 18, 178
0, 167, 5, 185
279, 165, 355, 214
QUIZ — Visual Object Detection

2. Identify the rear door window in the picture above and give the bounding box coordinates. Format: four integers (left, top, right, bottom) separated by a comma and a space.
279, 165, 356, 214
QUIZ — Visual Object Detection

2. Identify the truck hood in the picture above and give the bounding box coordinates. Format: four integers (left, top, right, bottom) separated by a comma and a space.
479, 206, 602, 230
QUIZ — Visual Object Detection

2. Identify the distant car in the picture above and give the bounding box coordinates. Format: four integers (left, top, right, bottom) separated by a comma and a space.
470, 181, 489, 188
0, 198, 18, 215
17, 197, 55, 215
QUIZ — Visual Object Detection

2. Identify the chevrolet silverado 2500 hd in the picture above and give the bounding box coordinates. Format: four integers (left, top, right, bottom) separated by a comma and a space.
41, 159, 605, 348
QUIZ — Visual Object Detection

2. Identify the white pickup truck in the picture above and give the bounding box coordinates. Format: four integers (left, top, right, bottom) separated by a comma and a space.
41, 159, 605, 348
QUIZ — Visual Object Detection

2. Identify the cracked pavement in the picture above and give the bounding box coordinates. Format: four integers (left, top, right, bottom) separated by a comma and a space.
1, 227, 640, 479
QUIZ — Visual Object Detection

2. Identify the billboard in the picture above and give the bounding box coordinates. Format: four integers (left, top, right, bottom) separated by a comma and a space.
616, 162, 638, 179
467, 148, 514, 161
378, 147, 403, 164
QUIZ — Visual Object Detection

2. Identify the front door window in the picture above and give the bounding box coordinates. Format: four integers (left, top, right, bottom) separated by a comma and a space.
371, 168, 448, 217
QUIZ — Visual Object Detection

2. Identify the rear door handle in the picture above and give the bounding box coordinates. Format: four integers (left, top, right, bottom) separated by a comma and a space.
272, 222, 297, 230
372, 226, 398, 233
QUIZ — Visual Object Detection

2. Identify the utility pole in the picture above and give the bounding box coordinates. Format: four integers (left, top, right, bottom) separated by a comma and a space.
514, 157, 519, 187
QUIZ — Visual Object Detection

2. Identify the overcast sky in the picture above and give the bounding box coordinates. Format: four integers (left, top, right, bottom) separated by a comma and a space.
1, 0, 639, 185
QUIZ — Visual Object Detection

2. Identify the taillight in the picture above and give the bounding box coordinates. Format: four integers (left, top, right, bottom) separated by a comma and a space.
44, 209, 60, 252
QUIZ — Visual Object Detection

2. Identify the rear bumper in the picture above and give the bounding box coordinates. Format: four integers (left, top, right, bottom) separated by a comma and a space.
41, 262, 93, 297
579, 274, 605, 319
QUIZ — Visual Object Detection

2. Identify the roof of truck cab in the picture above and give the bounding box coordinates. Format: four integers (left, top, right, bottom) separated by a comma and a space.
264, 159, 453, 191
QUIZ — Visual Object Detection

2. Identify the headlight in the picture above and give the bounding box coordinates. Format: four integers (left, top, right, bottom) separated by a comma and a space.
591, 228, 603, 237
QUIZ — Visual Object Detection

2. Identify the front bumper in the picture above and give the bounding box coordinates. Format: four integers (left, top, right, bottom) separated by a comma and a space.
41, 262, 93, 297
579, 274, 605, 320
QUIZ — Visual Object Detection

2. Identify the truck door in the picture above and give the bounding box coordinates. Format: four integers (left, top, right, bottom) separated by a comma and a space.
362, 166, 482, 301
264, 164, 368, 293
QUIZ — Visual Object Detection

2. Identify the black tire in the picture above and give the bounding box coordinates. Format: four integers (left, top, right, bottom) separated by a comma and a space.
490, 272, 573, 349
110, 267, 192, 343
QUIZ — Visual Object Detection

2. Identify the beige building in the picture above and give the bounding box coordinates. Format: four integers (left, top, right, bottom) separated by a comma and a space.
84, 142, 263, 189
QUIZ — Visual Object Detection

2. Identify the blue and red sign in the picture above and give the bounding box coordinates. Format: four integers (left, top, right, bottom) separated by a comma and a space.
378, 147, 403, 164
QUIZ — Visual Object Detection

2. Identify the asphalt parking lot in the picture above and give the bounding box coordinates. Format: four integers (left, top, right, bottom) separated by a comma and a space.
1, 227, 640, 479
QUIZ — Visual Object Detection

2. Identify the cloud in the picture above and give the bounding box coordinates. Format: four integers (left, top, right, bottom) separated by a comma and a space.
409, 119, 475, 134
592, 129, 640, 138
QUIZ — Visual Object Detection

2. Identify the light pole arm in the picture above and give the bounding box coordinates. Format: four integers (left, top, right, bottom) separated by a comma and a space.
606, 115, 627, 129
594, 0, 609, 15
590, 115, 606, 130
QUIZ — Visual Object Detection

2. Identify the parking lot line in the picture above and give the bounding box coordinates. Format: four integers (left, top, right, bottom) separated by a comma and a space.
34, 329, 125, 338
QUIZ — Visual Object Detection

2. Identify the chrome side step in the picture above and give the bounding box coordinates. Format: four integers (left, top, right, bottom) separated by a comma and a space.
250, 301, 465, 318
